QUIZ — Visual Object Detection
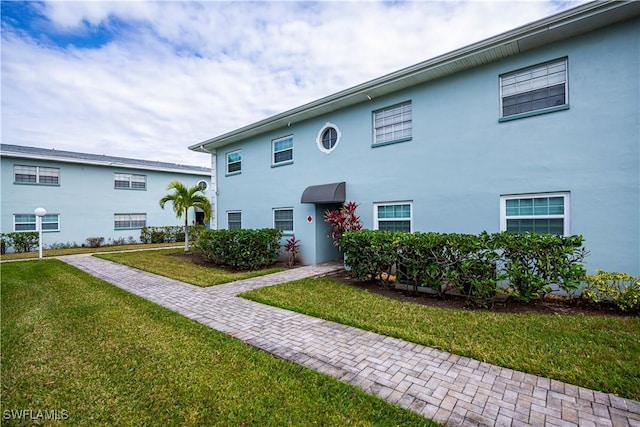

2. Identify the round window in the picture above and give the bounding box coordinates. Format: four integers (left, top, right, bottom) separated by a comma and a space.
316, 123, 341, 154
197, 180, 208, 191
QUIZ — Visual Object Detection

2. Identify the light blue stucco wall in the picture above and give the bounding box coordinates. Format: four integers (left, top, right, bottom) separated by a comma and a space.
213, 18, 639, 275
1, 157, 211, 248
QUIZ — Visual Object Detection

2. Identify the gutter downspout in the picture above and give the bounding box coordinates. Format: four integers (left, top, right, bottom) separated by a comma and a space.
199, 145, 217, 230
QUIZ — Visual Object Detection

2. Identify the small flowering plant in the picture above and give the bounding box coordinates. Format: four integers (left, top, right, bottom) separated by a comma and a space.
323, 201, 363, 249
284, 235, 301, 267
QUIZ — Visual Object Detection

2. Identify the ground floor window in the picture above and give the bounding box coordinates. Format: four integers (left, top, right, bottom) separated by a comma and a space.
273, 208, 294, 233
13, 213, 60, 232
500, 192, 569, 235
374, 202, 412, 232
114, 213, 147, 229
227, 211, 242, 229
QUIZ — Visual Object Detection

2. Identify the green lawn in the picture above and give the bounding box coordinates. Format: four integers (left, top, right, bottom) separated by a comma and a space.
0, 242, 180, 260
1, 260, 438, 426
96, 248, 285, 286
241, 277, 640, 401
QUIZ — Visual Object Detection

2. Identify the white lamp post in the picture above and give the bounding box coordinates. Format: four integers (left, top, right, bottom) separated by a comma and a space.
34, 207, 46, 259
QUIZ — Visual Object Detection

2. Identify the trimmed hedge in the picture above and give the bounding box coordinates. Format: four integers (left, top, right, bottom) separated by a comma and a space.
140, 226, 185, 244
341, 230, 589, 305
1, 232, 40, 253
195, 228, 283, 270
140, 225, 205, 244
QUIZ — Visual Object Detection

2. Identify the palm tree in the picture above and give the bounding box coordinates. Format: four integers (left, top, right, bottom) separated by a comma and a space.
159, 180, 211, 252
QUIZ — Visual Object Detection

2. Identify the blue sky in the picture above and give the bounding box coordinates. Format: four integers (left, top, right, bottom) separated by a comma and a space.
1, 0, 585, 167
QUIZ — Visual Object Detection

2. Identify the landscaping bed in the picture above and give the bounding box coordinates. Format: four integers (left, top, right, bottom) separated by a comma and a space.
331, 271, 627, 317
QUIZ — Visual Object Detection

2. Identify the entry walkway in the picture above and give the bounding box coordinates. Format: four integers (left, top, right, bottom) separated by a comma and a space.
59, 254, 640, 427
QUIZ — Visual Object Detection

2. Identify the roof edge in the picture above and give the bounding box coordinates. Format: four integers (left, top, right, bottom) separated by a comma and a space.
1, 144, 210, 175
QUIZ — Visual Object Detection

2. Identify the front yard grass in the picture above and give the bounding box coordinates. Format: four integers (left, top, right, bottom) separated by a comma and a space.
241, 277, 640, 401
0, 242, 180, 260
1, 260, 437, 426
96, 248, 285, 286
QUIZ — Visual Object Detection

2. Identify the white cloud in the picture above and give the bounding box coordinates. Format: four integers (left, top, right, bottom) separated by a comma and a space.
1, 1, 586, 167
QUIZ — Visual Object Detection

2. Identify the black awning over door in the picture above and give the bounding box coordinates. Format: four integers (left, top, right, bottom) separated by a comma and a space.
300, 182, 346, 204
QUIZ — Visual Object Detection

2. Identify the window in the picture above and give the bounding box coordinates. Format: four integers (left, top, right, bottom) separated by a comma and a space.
272, 136, 293, 166
14, 165, 60, 185
114, 173, 146, 190
226, 150, 242, 174
197, 180, 208, 191
316, 123, 341, 154
374, 202, 412, 232
13, 213, 60, 232
373, 101, 412, 145
500, 192, 569, 236
114, 213, 147, 229
273, 208, 294, 233
500, 58, 567, 119
227, 211, 242, 229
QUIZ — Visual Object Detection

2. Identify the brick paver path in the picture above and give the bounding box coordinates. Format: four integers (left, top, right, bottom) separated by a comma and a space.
59, 254, 640, 427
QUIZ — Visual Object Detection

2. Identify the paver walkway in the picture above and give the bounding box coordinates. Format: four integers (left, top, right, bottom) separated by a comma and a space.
59, 254, 640, 427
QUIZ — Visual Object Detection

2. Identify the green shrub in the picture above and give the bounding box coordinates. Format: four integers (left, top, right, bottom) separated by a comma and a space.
1, 232, 39, 253
446, 232, 501, 307
195, 228, 282, 270
582, 270, 640, 314
341, 230, 589, 307
341, 230, 398, 287
140, 226, 191, 244
496, 232, 588, 302
86, 237, 105, 248
395, 232, 450, 295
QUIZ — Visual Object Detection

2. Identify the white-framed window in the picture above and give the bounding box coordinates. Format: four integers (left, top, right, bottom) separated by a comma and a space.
500, 192, 570, 236
197, 180, 208, 191
272, 136, 293, 166
316, 123, 341, 154
114, 173, 146, 190
14, 165, 60, 185
114, 213, 147, 229
226, 150, 242, 174
13, 213, 60, 232
373, 101, 412, 146
273, 208, 294, 233
374, 202, 412, 232
227, 211, 242, 230
500, 58, 568, 119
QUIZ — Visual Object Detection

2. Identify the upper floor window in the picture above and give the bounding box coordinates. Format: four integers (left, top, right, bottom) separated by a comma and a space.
14, 165, 60, 185
227, 211, 242, 229
273, 208, 294, 233
316, 123, 341, 154
500, 192, 569, 236
226, 150, 242, 175
114, 213, 147, 229
272, 136, 293, 166
13, 213, 60, 232
373, 101, 412, 146
374, 202, 412, 232
500, 58, 568, 120
114, 173, 146, 190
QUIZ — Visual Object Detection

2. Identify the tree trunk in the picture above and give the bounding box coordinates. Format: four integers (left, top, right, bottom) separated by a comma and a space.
184, 210, 189, 253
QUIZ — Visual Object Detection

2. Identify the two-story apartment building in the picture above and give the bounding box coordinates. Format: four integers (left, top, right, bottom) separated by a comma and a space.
190, 1, 639, 276
1, 144, 211, 249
